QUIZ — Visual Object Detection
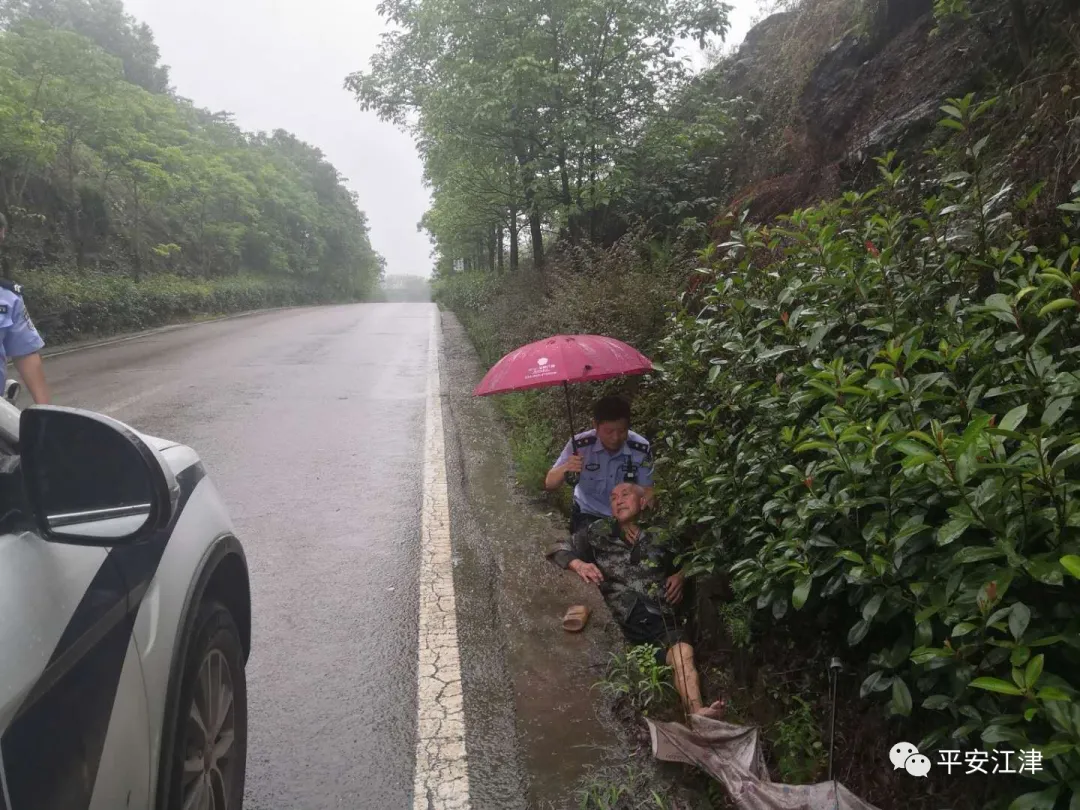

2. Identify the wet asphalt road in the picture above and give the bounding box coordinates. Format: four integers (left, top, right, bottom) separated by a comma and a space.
42, 304, 434, 808
27, 302, 628, 810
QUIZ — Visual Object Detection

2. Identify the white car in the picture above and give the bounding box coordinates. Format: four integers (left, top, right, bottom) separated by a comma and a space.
0, 392, 250, 810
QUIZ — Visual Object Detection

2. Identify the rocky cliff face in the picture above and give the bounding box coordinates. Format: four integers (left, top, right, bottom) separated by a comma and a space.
712, 0, 1078, 220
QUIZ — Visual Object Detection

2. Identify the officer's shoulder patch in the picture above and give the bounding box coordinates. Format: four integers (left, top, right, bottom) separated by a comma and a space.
628, 439, 650, 453
574, 435, 597, 450
0, 279, 23, 296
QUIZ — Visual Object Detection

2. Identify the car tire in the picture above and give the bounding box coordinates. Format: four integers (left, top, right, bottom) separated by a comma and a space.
165, 600, 248, 810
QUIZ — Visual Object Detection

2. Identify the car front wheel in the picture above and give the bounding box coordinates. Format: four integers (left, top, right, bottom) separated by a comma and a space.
168, 600, 248, 810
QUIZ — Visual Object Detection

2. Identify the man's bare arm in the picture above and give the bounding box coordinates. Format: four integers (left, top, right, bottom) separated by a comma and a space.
545, 454, 583, 490
13, 353, 49, 404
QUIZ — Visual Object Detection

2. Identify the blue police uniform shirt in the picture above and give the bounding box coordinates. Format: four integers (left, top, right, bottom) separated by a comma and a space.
552, 428, 654, 517
0, 283, 45, 390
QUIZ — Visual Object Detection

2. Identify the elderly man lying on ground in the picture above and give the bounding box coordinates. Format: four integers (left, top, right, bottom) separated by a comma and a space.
547, 482, 724, 719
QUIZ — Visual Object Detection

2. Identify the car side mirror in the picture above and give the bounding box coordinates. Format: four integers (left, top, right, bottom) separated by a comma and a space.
19, 406, 179, 545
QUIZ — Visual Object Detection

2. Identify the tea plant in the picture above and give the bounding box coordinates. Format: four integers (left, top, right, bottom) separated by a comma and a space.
720, 602, 753, 649
652, 95, 1080, 809
767, 692, 827, 784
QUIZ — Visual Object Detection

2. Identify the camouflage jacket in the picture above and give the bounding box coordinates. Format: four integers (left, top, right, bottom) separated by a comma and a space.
547, 518, 680, 626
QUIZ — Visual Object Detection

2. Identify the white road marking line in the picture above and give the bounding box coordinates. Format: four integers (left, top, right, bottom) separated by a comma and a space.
413, 309, 471, 810
100, 384, 168, 416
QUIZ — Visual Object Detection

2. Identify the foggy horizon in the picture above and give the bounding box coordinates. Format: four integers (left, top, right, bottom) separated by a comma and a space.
122, 0, 759, 279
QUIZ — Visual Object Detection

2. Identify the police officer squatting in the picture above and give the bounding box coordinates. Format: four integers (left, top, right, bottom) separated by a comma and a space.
0, 212, 50, 405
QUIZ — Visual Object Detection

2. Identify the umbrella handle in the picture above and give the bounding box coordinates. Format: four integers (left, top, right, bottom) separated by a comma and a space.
562, 381, 580, 487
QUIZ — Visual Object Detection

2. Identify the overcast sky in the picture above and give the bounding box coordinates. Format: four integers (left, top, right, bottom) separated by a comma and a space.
122, 0, 761, 278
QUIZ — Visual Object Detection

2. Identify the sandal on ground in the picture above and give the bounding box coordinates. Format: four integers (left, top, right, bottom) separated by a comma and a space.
562, 604, 591, 633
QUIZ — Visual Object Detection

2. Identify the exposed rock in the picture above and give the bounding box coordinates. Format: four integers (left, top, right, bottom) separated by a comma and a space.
740, 11, 797, 55
723, 12, 797, 98
845, 98, 940, 167
800, 34, 876, 160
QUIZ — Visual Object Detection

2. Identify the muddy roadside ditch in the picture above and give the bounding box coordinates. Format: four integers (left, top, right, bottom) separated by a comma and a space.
438, 308, 723, 809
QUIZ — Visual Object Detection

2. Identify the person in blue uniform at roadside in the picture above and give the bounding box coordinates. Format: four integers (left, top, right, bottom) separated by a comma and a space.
0, 213, 50, 405
545, 395, 655, 533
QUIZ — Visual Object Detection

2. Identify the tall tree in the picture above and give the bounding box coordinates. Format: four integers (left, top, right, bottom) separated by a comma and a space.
347, 0, 729, 274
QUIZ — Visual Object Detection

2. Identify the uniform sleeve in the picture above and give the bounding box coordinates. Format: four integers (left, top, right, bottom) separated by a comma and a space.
3, 297, 44, 358
547, 525, 596, 569
551, 437, 574, 471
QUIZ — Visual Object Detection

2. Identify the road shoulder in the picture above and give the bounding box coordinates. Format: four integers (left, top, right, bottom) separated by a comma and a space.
437, 308, 627, 810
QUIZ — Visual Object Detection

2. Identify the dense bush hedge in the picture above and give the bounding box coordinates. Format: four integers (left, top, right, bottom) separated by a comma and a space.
650, 97, 1080, 808
16, 272, 342, 345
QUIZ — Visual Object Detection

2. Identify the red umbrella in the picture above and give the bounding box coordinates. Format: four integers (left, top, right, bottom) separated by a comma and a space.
473, 334, 654, 482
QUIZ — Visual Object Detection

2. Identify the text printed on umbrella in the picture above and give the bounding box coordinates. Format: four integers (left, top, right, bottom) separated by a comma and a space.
524, 357, 560, 380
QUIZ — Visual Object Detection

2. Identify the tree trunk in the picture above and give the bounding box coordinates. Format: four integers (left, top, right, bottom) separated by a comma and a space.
529, 208, 544, 270
589, 142, 598, 242
515, 144, 544, 271
488, 229, 496, 272
559, 146, 578, 244
496, 224, 505, 273
509, 207, 519, 271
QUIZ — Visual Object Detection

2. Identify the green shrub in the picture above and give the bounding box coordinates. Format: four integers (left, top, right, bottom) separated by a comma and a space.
720, 602, 753, 649
767, 692, 827, 784
651, 95, 1080, 808
14, 272, 348, 344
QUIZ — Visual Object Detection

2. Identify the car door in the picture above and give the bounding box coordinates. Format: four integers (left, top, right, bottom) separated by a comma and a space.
0, 464, 151, 810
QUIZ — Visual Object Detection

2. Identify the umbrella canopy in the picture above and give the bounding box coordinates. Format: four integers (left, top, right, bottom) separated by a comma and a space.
473, 334, 653, 397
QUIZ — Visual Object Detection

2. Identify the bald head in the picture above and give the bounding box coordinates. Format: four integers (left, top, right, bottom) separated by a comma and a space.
611, 482, 645, 524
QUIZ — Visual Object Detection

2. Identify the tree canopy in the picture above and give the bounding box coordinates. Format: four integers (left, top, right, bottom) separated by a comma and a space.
347, 0, 731, 274
0, 0, 384, 300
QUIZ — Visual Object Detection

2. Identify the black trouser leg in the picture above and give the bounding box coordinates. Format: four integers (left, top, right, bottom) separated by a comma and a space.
570, 503, 604, 534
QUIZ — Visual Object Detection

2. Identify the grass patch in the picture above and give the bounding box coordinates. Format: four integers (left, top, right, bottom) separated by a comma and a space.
574, 763, 679, 810
594, 644, 678, 717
